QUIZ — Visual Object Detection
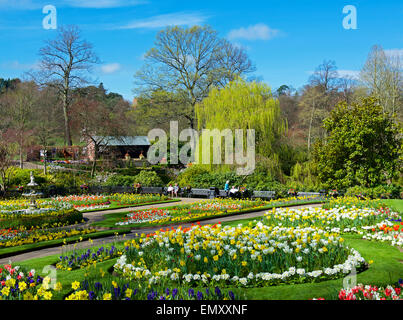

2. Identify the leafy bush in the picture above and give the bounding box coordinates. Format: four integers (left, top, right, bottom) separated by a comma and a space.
9, 169, 47, 187
134, 170, 164, 187
104, 175, 137, 187
345, 184, 401, 199
48, 171, 89, 189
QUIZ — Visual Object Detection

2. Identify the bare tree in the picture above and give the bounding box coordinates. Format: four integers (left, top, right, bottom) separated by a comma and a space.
70, 96, 125, 177
2, 82, 38, 168
134, 25, 255, 129
309, 60, 340, 93
34, 25, 99, 146
0, 140, 15, 195
360, 45, 402, 116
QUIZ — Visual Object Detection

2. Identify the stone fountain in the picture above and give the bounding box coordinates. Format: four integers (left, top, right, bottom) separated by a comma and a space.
22, 171, 43, 210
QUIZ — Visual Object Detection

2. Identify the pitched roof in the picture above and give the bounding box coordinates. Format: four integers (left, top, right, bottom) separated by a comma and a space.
92, 136, 151, 146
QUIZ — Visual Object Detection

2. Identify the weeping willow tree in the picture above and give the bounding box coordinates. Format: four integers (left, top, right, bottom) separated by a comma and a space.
195, 78, 287, 173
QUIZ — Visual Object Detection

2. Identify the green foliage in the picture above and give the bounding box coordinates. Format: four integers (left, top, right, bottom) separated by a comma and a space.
9, 168, 47, 187
313, 97, 401, 190
47, 171, 89, 188
345, 184, 402, 199
196, 78, 287, 159
103, 175, 137, 187
286, 161, 322, 191
134, 170, 164, 187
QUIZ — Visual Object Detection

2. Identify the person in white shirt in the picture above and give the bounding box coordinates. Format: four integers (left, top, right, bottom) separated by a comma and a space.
167, 184, 174, 197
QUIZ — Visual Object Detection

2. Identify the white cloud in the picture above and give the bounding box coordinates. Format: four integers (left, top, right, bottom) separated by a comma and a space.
118, 12, 208, 30
337, 70, 360, 79
384, 49, 403, 57
101, 63, 121, 74
228, 23, 279, 41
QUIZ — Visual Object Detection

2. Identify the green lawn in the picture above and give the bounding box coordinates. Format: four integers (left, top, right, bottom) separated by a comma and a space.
380, 199, 403, 214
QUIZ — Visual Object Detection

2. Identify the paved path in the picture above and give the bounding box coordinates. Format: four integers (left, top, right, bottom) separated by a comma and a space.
0, 202, 322, 265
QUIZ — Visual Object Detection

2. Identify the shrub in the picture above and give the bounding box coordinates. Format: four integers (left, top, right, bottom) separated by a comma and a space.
104, 175, 137, 187
9, 169, 47, 187
134, 170, 164, 187
345, 184, 402, 199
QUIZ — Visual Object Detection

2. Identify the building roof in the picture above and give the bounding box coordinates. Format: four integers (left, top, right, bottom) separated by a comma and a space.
92, 136, 151, 146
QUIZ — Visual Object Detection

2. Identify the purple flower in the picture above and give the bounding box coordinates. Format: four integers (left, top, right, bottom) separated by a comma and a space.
89, 291, 95, 300
215, 287, 221, 297
229, 291, 235, 300
188, 288, 194, 298
197, 291, 203, 300
172, 288, 178, 298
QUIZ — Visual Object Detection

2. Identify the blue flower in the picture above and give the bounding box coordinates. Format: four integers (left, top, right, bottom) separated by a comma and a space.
197, 291, 203, 300
215, 286, 222, 297
229, 291, 235, 300
172, 288, 178, 298
188, 288, 194, 298
165, 288, 170, 296
89, 291, 95, 300
94, 282, 102, 291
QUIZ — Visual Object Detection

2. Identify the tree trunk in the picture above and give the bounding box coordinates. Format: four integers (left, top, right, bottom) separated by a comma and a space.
19, 142, 23, 169
62, 86, 73, 146
307, 102, 315, 152
43, 150, 47, 175
91, 145, 98, 178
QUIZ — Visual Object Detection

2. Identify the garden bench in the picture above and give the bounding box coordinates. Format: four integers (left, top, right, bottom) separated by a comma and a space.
297, 192, 320, 197
189, 188, 211, 198
141, 187, 164, 195
252, 190, 276, 200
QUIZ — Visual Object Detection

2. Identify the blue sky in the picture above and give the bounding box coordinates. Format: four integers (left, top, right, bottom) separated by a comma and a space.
0, 0, 402, 101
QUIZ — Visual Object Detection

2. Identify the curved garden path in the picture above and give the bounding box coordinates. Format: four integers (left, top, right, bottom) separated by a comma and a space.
0, 200, 323, 265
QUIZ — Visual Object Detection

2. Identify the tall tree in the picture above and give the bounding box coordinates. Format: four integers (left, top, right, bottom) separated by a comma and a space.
196, 78, 287, 159
134, 25, 255, 129
1, 82, 38, 168
70, 94, 126, 177
360, 45, 403, 116
35, 25, 99, 146
313, 97, 401, 189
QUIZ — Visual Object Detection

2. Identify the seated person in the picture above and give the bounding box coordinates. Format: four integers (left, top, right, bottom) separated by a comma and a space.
134, 182, 142, 194
167, 184, 174, 197
229, 186, 239, 198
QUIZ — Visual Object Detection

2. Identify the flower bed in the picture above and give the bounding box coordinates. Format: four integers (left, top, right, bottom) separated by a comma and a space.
313, 279, 403, 300
56, 245, 125, 271
113, 223, 365, 288
116, 197, 322, 226
264, 206, 399, 230
0, 264, 62, 300
47, 193, 171, 212
0, 227, 97, 248
66, 277, 236, 300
